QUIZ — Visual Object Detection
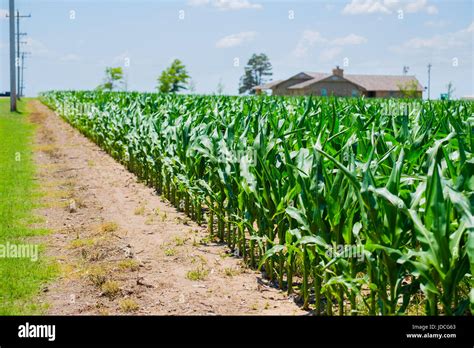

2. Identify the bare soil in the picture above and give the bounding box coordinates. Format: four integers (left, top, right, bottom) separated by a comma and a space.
29, 100, 304, 315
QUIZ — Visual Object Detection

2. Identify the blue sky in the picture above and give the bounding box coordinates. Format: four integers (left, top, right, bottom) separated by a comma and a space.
0, 0, 472, 98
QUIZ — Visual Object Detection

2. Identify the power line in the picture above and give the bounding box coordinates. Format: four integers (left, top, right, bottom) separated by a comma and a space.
20, 52, 31, 98
15, 10, 31, 99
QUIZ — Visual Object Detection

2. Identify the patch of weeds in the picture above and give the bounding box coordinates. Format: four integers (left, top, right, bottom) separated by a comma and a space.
134, 204, 146, 216
69, 238, 95, 249
186, 265, 209, 281
175, 216, 191, 225
199, 235, 215, 246
223, 267, 241, 277
119, 298, 139, 313
101, 280, 121, 299
87, 265, 108, 287
173, 236, 187, 246
98, 222, 118, 234
86, 248, 107, 262
60, 263, 79, 280
117, 259, 140, 272
164, 248, 176, 256
160, 212, 167, 222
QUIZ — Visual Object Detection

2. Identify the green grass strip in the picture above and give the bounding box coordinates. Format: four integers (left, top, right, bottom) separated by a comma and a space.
0, 98, 57, 315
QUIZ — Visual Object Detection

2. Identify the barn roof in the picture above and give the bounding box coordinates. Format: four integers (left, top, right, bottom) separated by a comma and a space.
287, 73, 330, 89
344, 74, 423, 91
253, 80, 284, 90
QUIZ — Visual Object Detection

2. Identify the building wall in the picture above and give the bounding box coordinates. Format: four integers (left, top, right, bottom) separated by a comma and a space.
292, 80, 364, 97
375, 91, 399, 98
272, 77, 312, 96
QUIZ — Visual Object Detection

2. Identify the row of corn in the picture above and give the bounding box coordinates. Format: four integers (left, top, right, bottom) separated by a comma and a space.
40, 91, 473, 315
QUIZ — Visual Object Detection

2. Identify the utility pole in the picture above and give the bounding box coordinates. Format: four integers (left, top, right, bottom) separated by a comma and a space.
15, 10, 31, 99
9, 0, 16, 111
446, 82, 455, 100
16, 11, 20, 99
427, 63, 432, 100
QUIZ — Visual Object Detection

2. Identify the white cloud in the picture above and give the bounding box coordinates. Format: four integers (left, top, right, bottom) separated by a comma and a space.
0, 8, 8, 19
320, 47, 343, 62
405, 0, 437, 14
343, 0, 391, 14
215, 0, 262, 10
216, 31, 257, 48
293, 30, 327, 58
391, 21, 474, 51
189, 0, 262, 11
293, 30, 367, 58
342, 0, 438, 15
331, 33, 368, 46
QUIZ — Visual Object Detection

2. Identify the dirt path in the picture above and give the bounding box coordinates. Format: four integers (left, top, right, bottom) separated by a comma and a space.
29, 100, 303, 315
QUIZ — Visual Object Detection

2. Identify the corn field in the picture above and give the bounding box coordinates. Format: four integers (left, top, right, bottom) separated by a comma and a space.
40, 91, 473, 315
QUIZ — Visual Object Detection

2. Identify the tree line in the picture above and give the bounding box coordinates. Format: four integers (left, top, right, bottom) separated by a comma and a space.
97, 53, 273, 95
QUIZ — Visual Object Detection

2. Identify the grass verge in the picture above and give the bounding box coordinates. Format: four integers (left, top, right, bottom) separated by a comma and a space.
0, 98, 57, 314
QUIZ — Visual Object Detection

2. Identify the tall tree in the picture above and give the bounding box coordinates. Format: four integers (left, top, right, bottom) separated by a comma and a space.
239, 53, 272, 94
97, 67, 124, 91
157, 59, 190, 93
398, 80, 420, 98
